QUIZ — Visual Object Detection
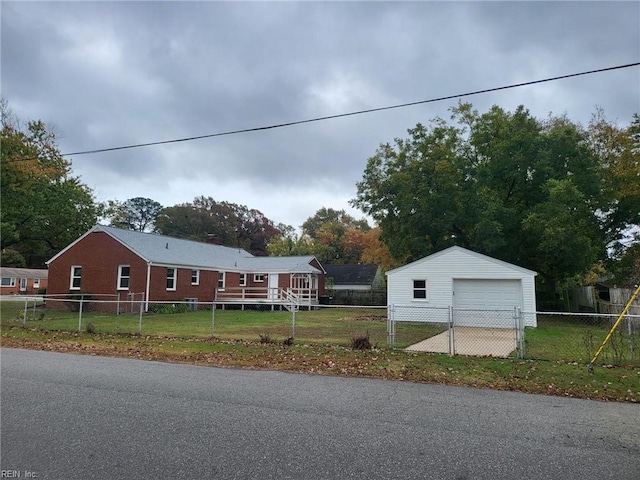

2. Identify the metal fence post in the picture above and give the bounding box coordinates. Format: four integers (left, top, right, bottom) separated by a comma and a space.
387, 304, 394, 349
515, 307, 525, 359
23, 297, 28, 326
138, 300, 143, 335
628, 317, 635, 362
211, 302, 216, 337
448, 305, 454, 356
291, 307, 296, 339
78, 295, 84, 332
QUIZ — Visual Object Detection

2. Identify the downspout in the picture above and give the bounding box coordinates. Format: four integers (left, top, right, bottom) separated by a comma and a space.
145, 262, 151, 311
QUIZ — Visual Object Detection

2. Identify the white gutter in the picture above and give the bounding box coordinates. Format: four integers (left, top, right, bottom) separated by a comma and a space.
145, 262, 151, 311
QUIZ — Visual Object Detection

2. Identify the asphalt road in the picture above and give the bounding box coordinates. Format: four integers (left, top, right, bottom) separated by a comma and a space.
1, 348, 638, 480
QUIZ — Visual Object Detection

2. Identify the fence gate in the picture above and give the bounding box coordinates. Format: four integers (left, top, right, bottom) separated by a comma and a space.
388, 304, 524, 358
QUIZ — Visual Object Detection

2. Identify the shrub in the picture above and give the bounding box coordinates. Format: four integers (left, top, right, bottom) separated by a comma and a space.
86, 322, 97, 334
351, 332, 373, 350
65, 292, 93, 312
148, 303, 193, 314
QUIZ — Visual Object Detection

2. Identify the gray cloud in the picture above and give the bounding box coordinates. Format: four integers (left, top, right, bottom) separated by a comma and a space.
2, 1, 638, 229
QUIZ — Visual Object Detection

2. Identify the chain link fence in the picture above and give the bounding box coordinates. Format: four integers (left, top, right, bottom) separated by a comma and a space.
387, 305, 638, 366
387, 305, 526, 358
529, 312, 639, 366
3, 296, 638, 366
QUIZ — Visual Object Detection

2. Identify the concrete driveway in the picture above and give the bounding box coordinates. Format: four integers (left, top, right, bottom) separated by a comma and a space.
406, 327, 517, 357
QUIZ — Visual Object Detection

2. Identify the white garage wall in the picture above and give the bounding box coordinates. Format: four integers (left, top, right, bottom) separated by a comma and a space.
387, 247, 537, 327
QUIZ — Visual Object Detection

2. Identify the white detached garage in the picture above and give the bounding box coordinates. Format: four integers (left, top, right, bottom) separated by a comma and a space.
387, 246, 537, 328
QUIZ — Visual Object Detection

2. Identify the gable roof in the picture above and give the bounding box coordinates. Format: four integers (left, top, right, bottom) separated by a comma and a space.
324, 264, 379, 286
0, 267, 48, 279
386, 246, 537, 276
47, 225, 323, 274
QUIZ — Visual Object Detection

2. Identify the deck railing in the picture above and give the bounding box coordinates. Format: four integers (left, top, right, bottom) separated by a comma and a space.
215, 287, 318, 305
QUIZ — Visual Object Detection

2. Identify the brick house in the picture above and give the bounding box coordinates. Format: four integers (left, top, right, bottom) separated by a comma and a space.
0, 267, 48, 295
46, 225, 325, 311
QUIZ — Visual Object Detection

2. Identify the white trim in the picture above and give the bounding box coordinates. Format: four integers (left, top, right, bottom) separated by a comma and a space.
218, 271, 226, 289
386, 246, 537, 277
117, 265, 130, 290
412, 278, 429, 302
34, 278, 40, 288
254, 274, 265, 282
191, 269, 200, 286
166, 267, 177, 291
239, 273, 247, 287
145, 263, 151, 311
46, 227, 99, 265
70, 265, 82, 290
1, 277, 16, 287
20, 278, 27, 291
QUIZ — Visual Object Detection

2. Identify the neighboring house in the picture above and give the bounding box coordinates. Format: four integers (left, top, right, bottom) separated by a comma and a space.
324, 264, 386, 305
0, 267, 48, 295
324, 264, 384, 291
386, 246, 537, 328
46, 225, 325, 311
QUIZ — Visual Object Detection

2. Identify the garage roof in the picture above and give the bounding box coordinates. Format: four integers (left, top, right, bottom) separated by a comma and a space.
386, 246, 537, 276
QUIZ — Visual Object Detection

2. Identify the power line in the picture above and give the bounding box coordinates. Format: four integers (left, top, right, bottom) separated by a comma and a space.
12, 62, 640, 159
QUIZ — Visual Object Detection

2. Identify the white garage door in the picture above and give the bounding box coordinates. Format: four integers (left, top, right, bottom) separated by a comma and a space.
453, 279, 522, 328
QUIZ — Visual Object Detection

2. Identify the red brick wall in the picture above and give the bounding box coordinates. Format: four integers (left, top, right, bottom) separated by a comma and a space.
48, 232, 147, 297
47, 231, 220, 309
147, 266, 217, 303
46, 231, 326, 310
0, 278, 48, 295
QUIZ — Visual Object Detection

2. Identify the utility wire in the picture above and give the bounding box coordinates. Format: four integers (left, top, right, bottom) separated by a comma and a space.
16, 62, 640, 159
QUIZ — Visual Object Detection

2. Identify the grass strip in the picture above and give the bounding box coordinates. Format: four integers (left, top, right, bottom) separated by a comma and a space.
1, 326, 637, 403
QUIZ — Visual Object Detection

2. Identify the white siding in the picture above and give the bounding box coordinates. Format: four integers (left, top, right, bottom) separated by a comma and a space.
387, 247, 537, 327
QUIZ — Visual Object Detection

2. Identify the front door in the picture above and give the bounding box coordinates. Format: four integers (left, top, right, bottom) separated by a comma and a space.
268, 274, 279, 300
20, 278, 27, 292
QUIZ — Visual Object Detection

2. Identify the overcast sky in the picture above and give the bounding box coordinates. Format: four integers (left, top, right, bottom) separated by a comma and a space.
2, 1, 639, 230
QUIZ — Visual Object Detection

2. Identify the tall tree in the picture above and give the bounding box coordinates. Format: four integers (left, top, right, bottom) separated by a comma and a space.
1, 100, 100, 267
298, 207, 373, 264
588, 110, 640, 255
301, 207, 370, 239
106, 197, 162, 232
352, 103, 624, 294
154, 196, 282, 256
267, 225, 315, 256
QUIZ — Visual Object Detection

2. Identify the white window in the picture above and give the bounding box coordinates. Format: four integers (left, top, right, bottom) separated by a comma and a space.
191, 270, 200, 285
166, 268, 176, 291
117, 265, 130, 290
239, 273, 247, 287
1, 277, 15, 287
254, 274, 265, 282
34, 278, 40, 288
412, 279, 428, 301
218, 271, 225, 289
70, 266, 82, 290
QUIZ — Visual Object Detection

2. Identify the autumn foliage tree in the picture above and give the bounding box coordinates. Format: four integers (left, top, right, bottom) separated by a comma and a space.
268, 207, 395, 268
154, 196, 282, 256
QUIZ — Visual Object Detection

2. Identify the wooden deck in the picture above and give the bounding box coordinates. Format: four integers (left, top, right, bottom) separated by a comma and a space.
214, 287, 320, 307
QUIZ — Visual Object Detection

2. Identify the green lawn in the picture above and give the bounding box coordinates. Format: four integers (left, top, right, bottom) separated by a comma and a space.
1, 301, 403, 347
526, 317, 637, 365
1, 301, 636, 366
